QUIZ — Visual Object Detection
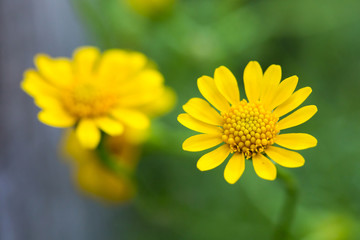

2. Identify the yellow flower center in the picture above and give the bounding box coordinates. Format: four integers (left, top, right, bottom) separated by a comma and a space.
62, 83, 117, 118
221, 100, 279, 159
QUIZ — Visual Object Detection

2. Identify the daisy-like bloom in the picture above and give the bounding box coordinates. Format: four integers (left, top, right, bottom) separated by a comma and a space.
63, 129, 140, 203
22, 47, 172, 149
62, 84, 175, 203
178, 61, 317, 183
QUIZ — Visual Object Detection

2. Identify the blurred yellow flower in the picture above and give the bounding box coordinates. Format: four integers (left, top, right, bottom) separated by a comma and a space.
63, 129, 141, 203
178, 62, 317, 183
125, 0, 175, 18
22, 47, 172, 149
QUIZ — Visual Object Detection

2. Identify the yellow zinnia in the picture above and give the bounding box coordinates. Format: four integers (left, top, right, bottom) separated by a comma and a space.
178, 61, 317, 183
21, 46, 170, 149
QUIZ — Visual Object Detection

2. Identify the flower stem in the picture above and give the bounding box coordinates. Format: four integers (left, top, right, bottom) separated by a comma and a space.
273, 168, 299, 240
95, 135, 134, 181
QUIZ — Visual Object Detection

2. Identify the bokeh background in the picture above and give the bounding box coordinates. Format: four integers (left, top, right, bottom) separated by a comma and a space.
1, 0, 360, 239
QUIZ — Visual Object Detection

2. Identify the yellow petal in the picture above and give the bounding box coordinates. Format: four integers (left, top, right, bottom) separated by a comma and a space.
224, 153, 245, 184
197, 144, 230, 171
127, 51, 148, 72
34, 96, 63, 110
277, 105, 318, 130
243, 61, 263, 103
273, 87, 312, 117
141, 87, 177, 117
97, 50, 147, 83
38, 110, 76, 128
260, 64, 281, 101
266, 76, 298, 111
62, 129, 94, 165
112, 108, 150, 130
214, 66, 240, 105
182, 134, 222, 152
34, 54, 73, 88
73, 46, 100, 77
182, 98, 223, 126
76, 119, 101, 149
96, 50, 129, 82
75, 162, 100, 195
95, 117, 124, 136
120, 87, 164, 107
21, 70, 58, 98
198, 75, 230, 112
177, 114, 222, 134
252, 154, 277, 180
118, 69, 165, 107
275, 133, 317, 150
265, 146, 305, 168
120, 69, 164, 94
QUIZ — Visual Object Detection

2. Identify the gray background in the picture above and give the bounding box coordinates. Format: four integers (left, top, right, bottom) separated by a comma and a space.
0, 1, 127, 239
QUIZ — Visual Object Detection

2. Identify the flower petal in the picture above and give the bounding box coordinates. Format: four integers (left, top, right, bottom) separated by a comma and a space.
96, 50, 129, 82
120, 87, 164, 107
277, 105, 317, 130
117, 69, 165, 107
265, 146, 305, 168
97, 50, 147, 83
141, 87, 176, 117
197, 144, 230, 171
214, 66, 240, 105
273, 87, 312, 117
182, 133, 223, 152
38, 110, 76, 128
275, 133, 317, 150
197, 75, 230, 112
34, 96, 63, 110
260, 64, 281, 101
21, 70, 59, 98
76, 119, 101, 149
182, 98, 223, 126
112, 108, 150, 130
243, 61, 263, 103
73, 46, 100, 77
224, 153, 245, 184
177, 114, 222, 134
266, 76, 298, 111
252, 154, 277, 180
120, 69, 164, 95
127, 51, 148, 73
95, 117, 124, 136
34, 54, 73, 88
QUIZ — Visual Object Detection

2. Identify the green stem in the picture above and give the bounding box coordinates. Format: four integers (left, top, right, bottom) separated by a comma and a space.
95, 135, 134, 181
273, 168, 299, 240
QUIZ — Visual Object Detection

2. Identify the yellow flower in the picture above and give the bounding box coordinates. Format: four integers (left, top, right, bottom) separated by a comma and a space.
178, 61, 317, 183
63, 129, 140, 203
21, 46, 171, 149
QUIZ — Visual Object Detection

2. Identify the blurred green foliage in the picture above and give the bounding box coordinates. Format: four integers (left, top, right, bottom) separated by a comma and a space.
72, 0, 360, 239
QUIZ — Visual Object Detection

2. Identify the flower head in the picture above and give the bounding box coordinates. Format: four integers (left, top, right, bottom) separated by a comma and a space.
178, 61, 317, 183
22, 47, 173, 149
63, 129, 141, 203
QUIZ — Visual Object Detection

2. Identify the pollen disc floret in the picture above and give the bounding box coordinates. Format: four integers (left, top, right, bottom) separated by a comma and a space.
62, 84, 117, 118
221, 100, 279, 159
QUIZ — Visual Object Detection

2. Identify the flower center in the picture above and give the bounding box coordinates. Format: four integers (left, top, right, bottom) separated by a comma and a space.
62, 83, 117, 118
221, 100, 279, 159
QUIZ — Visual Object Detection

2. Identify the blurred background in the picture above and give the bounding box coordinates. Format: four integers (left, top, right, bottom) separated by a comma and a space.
1, 0, 360, 239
